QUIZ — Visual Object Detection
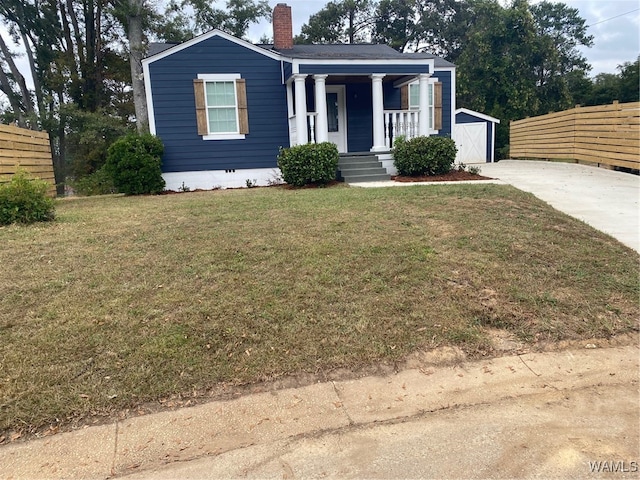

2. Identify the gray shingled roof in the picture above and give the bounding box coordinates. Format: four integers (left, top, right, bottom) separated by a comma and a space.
259, 43, 453, 67
147, 42, 179, 57
146, 40, 455, 68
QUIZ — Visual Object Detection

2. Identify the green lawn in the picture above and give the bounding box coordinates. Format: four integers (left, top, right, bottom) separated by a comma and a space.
1, 184, 638, 437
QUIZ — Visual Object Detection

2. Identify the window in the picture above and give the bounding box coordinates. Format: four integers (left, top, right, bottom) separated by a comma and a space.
403, 80, 442, 131
193, 74, 248, 140
206, 81, 237, 133
409, 83, 434, 129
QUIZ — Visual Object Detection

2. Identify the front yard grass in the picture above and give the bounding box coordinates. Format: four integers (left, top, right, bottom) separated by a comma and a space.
1, 184, 638, 437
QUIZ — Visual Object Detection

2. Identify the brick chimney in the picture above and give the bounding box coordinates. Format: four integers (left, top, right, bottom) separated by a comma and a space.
273, 3, 293, 50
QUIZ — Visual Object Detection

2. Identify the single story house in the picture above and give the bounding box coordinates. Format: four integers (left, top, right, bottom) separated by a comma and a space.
142, 3, 457, 189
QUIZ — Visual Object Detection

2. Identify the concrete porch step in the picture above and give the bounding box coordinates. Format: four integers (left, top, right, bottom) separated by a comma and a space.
341, 173, 392, 183
337, 153, 390, 183
338, 155, 381, 166
338, 166, 388, 176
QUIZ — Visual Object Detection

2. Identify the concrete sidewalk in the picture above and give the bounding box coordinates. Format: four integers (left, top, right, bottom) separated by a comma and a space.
2, 344, 638, 479
353, 160, 640, 253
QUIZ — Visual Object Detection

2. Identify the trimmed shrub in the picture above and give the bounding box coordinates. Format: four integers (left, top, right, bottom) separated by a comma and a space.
393, 136, 457, 176
71, 166, 117, 196
277, 142, 339, 187
105, 133, 165, 195
0, 170, 55, 225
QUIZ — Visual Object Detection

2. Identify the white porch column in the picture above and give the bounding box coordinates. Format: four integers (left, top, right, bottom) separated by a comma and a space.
418, 73, 431, 136
371, 73, 386, 152
313, 74, 329, 143
293, 74, 308, 145
286, 81, 294, 118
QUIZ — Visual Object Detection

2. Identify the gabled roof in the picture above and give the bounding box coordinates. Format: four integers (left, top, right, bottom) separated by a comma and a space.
145, 33, 454, 68
143, 29, 287, 64
455, 108, 501, 124
148, 43, 179, 57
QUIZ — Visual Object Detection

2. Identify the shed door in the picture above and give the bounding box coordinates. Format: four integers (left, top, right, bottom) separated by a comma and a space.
455, 123, 487, 164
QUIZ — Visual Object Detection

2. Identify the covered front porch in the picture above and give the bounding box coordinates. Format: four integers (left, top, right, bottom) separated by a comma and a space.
285, 71, 441, 153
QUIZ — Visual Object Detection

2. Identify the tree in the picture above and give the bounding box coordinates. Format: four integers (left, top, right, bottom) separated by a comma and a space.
373, 0, 469, 56
0, 0, 135, 190
618, 57, 639, 103
373, 0, 418, 51
565, 69, 593, 106
159, 0, 270, 41
111, 0, 154, 133
0, 32, 38, 128
530, 1, 593, 114
296, 0, 375, 44
455, 0, 595, 152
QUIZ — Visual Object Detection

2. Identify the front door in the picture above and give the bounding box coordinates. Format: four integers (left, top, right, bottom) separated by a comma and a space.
326, 85, 347, 153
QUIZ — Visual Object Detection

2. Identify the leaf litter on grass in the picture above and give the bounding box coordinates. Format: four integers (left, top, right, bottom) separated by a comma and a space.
0, 185, 638, 437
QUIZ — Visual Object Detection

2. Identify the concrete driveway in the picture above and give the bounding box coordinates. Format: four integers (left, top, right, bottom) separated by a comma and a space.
478, 160, 640, 253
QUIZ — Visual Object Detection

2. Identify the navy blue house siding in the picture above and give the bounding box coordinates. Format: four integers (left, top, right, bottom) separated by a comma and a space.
148, 36, 289, 172
433, 70, 452, 138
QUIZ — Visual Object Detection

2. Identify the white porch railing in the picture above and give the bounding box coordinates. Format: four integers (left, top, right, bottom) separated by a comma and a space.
289, 110, 420, 150
288, 113, 318, 146
384, 110, 420, 149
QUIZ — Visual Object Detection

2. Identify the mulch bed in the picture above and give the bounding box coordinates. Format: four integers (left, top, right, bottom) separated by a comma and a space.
392, 170, 494, 182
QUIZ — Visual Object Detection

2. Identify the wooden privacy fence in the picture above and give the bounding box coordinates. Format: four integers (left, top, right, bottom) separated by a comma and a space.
0, 124, 56, 195
510, 101, 640, 170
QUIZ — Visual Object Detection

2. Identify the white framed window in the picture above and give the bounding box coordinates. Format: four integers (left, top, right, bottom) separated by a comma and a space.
409, 82, 435, 130
193, 74, 248, 140
206, 81, 238, 133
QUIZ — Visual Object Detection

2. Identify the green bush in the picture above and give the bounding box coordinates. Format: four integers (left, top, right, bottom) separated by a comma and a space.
393, 136, 457, 176
277, 142, 339, 187
496, 144, 510, 160
105, 133, 165, 195
0, 170, 55, 225
71, 166, 117, 196
62, 104, 134, 179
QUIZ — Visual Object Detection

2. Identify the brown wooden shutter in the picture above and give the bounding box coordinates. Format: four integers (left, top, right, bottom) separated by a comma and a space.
193, 79, 208, 135
434, 81, 443, 130
401, 85, 408, 110
236, 78, 249, 134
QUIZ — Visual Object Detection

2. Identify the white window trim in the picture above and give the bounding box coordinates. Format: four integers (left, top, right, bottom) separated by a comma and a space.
408, 79, 438, 134
197, 73, 246, 141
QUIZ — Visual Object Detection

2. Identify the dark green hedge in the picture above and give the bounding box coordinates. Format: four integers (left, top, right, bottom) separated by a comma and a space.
393, 136, 457, 176
105, 134, 165, 195
0, 170, 55, 225
277, 142, 339, 187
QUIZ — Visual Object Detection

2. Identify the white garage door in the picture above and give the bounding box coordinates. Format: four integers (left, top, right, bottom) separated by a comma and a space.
454, 122, 487, 164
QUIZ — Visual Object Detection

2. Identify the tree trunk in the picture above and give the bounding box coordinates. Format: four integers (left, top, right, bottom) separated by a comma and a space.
0, 67, 27, 127
0, 34, 34, 124
128, 0, 149, 133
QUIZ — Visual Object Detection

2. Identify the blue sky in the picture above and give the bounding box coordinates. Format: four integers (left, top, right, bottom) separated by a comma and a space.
249, 0, 640, 76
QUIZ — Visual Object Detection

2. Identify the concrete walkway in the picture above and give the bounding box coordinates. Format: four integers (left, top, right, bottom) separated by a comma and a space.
1, 344, 638, 479
353, 160, 640, 253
